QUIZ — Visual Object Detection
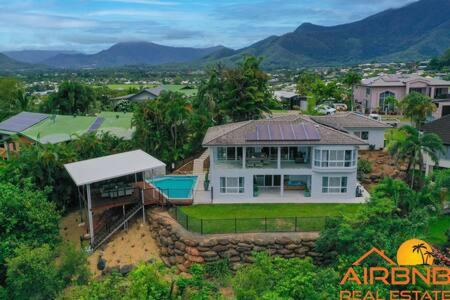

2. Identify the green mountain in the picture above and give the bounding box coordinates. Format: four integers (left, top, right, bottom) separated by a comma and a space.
0, 53, 34, 72
211, 0, 450, 68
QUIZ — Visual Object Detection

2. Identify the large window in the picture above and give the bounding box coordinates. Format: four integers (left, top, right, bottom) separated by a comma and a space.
379, 91, 395, 112
322, 176, 347, 193
217, 147, 242, 161
314, 149, 355, 167
354, 131, 369, 140
254, 175, 281, 187
220, 177, 244, 194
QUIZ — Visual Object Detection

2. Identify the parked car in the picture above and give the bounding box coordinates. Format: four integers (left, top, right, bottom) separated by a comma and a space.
332, 103, 348, 111
369, 113, 381, 121
316, 104, 336, 115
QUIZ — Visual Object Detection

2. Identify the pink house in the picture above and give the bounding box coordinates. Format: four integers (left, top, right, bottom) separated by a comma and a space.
353, 74, 450, 114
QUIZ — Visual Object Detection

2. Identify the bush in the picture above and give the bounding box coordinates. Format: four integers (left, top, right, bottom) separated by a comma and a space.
6, 245, 63, 300
57, 243, 91, 286
357, 159, 373, 179
232, 253, 339, 299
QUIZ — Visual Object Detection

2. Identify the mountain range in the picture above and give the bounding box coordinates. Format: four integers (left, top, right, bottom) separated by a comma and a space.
1, 0, 449, 70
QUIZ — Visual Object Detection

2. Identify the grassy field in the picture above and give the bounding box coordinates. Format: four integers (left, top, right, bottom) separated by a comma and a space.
425, 215, 450, 247
176, 203, 363, 234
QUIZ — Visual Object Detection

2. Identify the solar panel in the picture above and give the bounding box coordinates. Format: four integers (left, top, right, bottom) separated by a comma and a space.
87, 117, 105, 132
247, 123, 320, 141
0, 112, 49, 133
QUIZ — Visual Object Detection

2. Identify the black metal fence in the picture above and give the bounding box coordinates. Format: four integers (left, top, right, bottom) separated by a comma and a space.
169, 206, 328, 234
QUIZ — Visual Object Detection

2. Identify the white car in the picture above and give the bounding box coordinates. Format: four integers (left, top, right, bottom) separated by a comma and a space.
316, 105, 336, 115
369, 113, 381, 121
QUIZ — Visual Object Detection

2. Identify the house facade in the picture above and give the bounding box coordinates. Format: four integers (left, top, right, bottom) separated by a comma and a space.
202, 115, 367, 203
311, 112, 391, 150
353, 75, 450, 113
422, 115, 450, 175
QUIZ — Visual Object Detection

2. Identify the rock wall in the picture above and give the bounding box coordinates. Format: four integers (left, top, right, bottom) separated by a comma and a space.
148, 209, 321, 272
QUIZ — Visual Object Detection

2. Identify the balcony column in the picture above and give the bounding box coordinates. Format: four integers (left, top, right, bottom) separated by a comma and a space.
86, 184, 94, 246
280, 174, 284, 197
277, 147, 281, 169
242, 147, 246, 169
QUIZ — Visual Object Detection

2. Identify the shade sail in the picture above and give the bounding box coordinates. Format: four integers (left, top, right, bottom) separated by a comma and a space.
64, 150, 166, 186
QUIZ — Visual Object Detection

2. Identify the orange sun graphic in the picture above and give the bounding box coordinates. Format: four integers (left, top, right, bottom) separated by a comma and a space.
396, 239, 434, 266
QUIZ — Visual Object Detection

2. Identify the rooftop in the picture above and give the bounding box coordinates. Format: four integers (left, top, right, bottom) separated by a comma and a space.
360, 74, 450, 87
1, 111, 134, 144
422, 115, 450, 145
202, 114, 367, 146
64, 149, 166, 186
311, 112, 391, 131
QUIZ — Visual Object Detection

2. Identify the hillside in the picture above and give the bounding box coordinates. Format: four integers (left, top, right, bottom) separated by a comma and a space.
43, 42, 231, 69
213, 0, 450, 68
0, 53, 34, 72
3, 50, 80, 64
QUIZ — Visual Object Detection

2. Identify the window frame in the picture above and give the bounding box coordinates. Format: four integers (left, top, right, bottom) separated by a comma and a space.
322, 176, 348, 194
219, 176, 245, 194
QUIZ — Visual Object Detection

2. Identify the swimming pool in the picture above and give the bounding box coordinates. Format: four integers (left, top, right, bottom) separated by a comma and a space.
147, 176, 198, 199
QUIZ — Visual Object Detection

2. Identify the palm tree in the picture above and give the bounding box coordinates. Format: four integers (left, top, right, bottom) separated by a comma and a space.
387, 125, 445, 189
342, 71, 362, 111
424, 250, 434, 265
399, 92, 436, 128
412, 243, 427, 264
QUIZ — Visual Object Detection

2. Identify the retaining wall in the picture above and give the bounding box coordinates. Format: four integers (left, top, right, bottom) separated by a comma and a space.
148, 209, 322, 272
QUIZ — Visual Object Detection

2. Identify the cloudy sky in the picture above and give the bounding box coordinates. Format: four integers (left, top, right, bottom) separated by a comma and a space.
0, 0, 416, 53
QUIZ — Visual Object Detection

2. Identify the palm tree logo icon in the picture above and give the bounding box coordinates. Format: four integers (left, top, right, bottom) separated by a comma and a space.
397, 239, 434, 266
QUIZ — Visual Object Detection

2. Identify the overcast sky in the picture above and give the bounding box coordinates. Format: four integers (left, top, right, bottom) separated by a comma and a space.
0, 0, 417, 53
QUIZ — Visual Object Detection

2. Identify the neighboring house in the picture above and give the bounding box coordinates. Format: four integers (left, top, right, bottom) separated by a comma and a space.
432, 98, 450, 119
422, 115, 450, 175
0, 111, 134, 160
354, 74, 450, 113
202, 114, 367, 202
311, 112, 391, 150
113, 87, 163, 102
274, 91, 307, 110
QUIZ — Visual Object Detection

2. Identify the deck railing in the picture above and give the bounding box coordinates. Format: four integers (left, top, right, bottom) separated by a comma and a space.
169, 206, 328, 234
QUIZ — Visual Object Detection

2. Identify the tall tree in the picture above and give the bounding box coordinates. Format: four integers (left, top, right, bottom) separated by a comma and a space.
296, 71, 320, 96
387, 125, 444, 188
0, 77, 24, 120
197, 56, 273, 123
342, 71, 362, 111
399, 92, 436, 128
41, 81, 96, 114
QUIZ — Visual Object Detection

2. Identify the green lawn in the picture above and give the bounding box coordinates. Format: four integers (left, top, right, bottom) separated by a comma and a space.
176, 203, 363, 234
425, 215, 450, 247
163, 84, 197, 97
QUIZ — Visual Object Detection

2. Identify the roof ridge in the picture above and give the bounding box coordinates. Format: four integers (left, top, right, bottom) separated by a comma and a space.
204, 120, 253, 145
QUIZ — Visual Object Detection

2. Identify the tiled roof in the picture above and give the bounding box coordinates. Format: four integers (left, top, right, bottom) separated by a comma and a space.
311, 112, 391, 131
422, 115, 450, 145
202, 115, 367, 146
361, 74, 450, 87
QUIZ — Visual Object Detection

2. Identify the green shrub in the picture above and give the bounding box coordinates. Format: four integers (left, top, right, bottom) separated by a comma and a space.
357, 159, 372, 179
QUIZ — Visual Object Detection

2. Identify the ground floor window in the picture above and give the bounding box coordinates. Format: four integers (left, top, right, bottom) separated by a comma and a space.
254, 175, 281, 187
220, 177, 244, 193
354, 131, 369, 140
322, 176, 347, 193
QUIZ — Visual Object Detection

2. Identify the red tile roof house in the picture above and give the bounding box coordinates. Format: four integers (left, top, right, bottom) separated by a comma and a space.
353, 74, 450, 114
201, 114, 369, 203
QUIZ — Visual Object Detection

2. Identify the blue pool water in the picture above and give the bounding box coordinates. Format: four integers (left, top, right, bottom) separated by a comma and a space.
147, 176, 197, 199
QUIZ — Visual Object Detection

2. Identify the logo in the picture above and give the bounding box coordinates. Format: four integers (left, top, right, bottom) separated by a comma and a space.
339, 239, 450, 300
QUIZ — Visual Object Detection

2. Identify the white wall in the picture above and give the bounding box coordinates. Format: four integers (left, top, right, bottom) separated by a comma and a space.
347, 128, 386, 150
208, 145, 359, 202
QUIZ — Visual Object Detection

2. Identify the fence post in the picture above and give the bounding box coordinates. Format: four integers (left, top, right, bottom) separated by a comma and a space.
201, 219, 203, 234
264, 217, 267, 232
186, 214, 189, 231
234, 218, 237, 233
295, 217, 298, 232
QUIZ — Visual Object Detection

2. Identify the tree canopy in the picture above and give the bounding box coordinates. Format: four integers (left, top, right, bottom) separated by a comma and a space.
399, 92, 436, 127
41, 81, 97, 114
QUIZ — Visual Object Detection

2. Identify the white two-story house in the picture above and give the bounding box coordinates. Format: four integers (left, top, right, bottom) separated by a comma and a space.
202, 115, 367, 203
422, 115, 450, 175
